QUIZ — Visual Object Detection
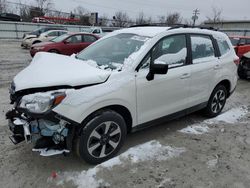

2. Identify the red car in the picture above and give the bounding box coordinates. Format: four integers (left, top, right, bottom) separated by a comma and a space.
30, 33, 99, 57
229, 35, 250, 59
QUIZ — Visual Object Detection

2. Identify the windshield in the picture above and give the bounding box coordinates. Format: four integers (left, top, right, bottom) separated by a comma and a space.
230, 37, 240, 46
51, 34, 70, 42
31, 28, 45, 35
76, 33, 149, 70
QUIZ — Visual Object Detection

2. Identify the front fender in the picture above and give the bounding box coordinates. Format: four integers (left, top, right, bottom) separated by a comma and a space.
53, 99, 136, 127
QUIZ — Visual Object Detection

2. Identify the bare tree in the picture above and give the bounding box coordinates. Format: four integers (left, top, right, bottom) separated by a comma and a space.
34, 0, 53, 15
113, 11, 130, 27
135, 12, 152, 25
136, 12, 146, 25
73, 6, 90, 25
98, 14, 109, 26
0, 0, 7, 13
166, 12, 182, 25
158, 12, 182, 25
206, 6, 223, 23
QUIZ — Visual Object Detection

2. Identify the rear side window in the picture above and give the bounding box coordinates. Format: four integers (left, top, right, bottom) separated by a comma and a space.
191, 35, 215, 63
217, 39, 230, 56
47, 31, 58, 36
246, 39, 250, 45
84, 35, 97, 42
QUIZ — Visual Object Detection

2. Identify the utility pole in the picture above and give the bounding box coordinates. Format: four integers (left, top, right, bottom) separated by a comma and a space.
192, 8, 200, 26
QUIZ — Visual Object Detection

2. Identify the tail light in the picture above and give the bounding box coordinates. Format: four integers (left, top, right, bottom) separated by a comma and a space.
234, 58, 240, 66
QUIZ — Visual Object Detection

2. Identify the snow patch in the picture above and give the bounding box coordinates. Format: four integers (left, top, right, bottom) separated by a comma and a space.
32, 148, 69, 156
119, 140, 186, 163
179, 106, 248, 135
57, 140, 185, 188
206, 106, 248, 124
179, 124, 209, 135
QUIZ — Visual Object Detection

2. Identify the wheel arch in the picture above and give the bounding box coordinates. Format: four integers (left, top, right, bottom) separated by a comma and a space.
32, 40, 41, 44
78, 104, 133, 135
48, 49, 60, 54
215, 79, 231, 98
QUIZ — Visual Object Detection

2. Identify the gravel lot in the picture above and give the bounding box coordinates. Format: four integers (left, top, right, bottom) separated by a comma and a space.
0, 40, 250, 188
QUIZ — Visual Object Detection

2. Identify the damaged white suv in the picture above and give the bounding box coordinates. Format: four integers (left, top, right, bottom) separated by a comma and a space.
6, 26, 238, 164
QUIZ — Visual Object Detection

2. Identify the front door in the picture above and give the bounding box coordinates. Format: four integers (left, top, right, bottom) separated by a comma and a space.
136, 34, 191, 124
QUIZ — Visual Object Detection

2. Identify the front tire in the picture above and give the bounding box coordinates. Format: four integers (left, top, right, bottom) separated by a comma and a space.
204, 85, 227, 118
78, 110, 127, 164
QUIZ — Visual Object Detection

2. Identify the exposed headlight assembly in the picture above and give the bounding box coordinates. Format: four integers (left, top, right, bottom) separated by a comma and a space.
19, 92, 66, 114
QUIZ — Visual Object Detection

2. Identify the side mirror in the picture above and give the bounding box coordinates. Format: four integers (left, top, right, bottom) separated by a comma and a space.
146, 60, 168, 81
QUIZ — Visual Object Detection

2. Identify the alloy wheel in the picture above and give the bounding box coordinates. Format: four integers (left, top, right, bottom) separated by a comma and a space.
87, 121, 121, 158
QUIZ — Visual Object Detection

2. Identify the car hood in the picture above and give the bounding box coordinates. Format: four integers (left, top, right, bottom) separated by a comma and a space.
13, 52, 111, 92
32, 41, 54, 47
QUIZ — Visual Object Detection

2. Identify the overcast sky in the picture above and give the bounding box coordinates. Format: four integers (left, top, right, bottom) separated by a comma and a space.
10, 0, 250, 22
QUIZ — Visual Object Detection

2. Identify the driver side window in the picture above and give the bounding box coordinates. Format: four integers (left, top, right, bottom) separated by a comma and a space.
152, 35, 187, 68
140, 35, 187, 70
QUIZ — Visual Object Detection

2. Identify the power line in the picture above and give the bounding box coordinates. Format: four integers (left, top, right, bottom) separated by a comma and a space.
192, 8, 200, 26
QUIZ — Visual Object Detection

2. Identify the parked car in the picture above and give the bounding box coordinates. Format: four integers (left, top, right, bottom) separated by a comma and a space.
21, 30, 68, 48
30, 33, 99, 57
6, 26, 238, 164
229, 36, 250, 79
32, 17, 55, 24
229, 35, 250, 59
81, 27, 113, 37
22, 26, 67, 39
237, 52, 250, 79
0, 13, 21, 22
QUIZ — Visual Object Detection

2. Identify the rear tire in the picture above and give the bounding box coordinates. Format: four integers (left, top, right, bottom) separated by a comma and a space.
204, 85, 227, 118
78, 110, 127, 164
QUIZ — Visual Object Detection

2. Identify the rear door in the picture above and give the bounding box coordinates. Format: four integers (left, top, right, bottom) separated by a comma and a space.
81, 34, 98, 51
187, 34, 220, 107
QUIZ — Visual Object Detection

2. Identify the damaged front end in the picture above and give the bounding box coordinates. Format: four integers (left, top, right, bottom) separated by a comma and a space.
6, 89, 75, 156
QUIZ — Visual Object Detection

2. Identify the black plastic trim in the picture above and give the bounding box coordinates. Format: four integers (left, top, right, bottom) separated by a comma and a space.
131, 102, 207, 132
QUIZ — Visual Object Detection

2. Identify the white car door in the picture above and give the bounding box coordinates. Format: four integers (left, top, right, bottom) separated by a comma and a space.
136, 34, 191, 124
187, 34, 221, 107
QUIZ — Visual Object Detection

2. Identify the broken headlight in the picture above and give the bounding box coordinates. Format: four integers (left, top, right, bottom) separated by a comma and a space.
19, 92, 66, 114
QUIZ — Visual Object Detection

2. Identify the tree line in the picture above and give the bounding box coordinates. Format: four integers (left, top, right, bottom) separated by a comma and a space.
0, 0, 223, 27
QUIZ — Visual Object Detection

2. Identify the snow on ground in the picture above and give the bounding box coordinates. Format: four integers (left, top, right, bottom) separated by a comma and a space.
56, 140, 186, 188
179, 106, 248, 135
206, 106, 248, 124
179, 124, 210, 135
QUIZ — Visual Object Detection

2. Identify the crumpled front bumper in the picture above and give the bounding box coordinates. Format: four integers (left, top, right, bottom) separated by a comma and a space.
6, 108, 73, 156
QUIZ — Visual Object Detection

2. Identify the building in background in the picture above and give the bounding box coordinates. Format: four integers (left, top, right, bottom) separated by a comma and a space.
204, 20, 250, 36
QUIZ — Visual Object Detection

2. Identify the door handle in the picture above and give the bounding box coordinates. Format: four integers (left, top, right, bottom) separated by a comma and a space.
180, 73, 190, 79
214, 64, 220, 70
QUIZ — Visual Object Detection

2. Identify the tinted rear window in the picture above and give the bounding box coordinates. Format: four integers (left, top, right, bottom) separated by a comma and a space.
229, 38, 240, 46
217, 40, 230, 56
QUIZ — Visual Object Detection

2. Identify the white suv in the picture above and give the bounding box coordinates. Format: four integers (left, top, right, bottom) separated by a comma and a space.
7, 26, 238, 164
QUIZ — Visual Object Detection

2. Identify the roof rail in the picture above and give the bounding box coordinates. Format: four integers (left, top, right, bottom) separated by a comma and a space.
129, 23, 169, 27
168, 25, 218, 31
129, 24, 218, 31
